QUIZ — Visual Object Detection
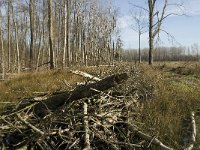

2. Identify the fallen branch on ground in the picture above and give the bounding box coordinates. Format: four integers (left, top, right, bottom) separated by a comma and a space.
182, 112, 196, 150
115, 122, 174, 150
71, 70, 101, 81
0, 73, 130, 149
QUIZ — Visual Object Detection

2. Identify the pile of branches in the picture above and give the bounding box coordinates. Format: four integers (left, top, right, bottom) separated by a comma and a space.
0, 70, 192, 150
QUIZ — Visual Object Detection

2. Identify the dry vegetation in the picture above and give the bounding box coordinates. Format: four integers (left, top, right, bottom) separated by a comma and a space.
0, 62, 200, 149
0, 70, 84, 110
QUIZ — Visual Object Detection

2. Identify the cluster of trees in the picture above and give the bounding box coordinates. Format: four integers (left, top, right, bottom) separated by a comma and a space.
122, 45, 200, 62
0, 0, 122, 78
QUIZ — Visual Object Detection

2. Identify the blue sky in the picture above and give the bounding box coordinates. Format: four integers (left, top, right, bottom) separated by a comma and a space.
113, 0, 200, 49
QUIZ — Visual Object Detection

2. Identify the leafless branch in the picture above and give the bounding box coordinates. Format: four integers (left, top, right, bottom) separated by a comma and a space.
17, 114, 45, 135
128, 1, 149, 12
124, 122, 174, 150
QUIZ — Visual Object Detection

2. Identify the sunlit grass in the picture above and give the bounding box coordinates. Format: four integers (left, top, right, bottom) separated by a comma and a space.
0, 70, 84, 110
1, 62, 200, 149
137, 63, 200, 149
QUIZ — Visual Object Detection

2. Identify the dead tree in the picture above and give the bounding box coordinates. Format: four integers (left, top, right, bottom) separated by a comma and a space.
7, 0, 11, 71
11, 4, 21, 74
0, 10, 5, 79
48, 0, 54, 69
130, 10, 147, 63
29, 0, 35, 69
130, 0, 185, 65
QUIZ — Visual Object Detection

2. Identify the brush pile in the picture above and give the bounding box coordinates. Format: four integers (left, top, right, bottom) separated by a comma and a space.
0, 69, 174, 150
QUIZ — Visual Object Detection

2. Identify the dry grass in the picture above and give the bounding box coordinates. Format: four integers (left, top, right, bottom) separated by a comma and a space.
137, 62, 200, 149
1, 62, 200, 149
0, 70, 84, 110
155, 61, 200, 76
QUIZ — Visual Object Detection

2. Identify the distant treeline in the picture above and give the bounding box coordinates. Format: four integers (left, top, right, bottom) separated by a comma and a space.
122, 45, 200, 62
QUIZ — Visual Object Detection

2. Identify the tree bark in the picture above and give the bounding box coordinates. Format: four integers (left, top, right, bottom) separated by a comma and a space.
62, 0, 67, 68
29, 0, 35, 69
7, 0, 11, 71
148, 0, 154, 65
48, 0, 54, 69
67, 0, 71, 67
139, 32, 141, 63
32, 73, 128, 118
11, 5, 20, 74
0, 11, 6, 79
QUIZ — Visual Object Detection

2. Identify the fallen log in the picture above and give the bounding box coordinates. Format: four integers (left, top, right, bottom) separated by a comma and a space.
0, 73, 128, 149
0, 72, 128, 122
0, 73, 128, 119
32, 72, 128, 118
182, 112, 196, 150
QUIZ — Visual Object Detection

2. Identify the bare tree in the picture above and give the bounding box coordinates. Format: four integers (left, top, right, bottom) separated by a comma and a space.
191, 43, 199, 60
11, 4, 20, 74
0, 10, 5, 79
67, 0, 71, 67
29, 0, 35, 69
130, 0, 184, 65
62, 0, 67, 68
130, 10, 147, 63
0, 0, 118, 71
7, 0, 11, 71
48, 0, 54, 69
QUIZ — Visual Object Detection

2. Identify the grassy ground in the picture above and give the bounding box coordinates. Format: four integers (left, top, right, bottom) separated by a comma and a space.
139, 62, 200, 149
0, 70, 84, 110
1, 62, 200, 149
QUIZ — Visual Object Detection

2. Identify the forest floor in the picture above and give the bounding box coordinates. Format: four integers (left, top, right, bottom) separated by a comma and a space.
0, 61, 200, 149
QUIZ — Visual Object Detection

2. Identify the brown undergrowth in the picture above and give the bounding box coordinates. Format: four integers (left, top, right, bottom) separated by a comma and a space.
0, 62, 200, 149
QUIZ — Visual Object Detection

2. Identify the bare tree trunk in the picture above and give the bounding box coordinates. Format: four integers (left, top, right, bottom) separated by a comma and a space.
15, 22, 20, 74
76, 12, 80, 64
36, 30, 43, 72
11, 5, 20, 74
72, 0, 78, 65
139, 32, 141, 63
41, 0, 46, 66
7, 0, 11, 71
62, 0, 67, 68
148, 0, 154, 65
29, 0, 35, 69
112, 41, 115, 64
82, 29, 88, 66
56, 5, 62, 68
147, 0, 169, 65
48, 0, 54, 69
21, 17, 28, 66
67, 0, 71, 67
0, 11, 5, 79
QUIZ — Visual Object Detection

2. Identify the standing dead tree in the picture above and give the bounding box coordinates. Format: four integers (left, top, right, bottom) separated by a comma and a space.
29, 0, 35, 69
130, 0, 185, 65
7, 0, 11, 71
130, 10, 147, 63
48, 0, 54, 69
0, 9, 5, 79
11, 3, 21, 74
0, 0, 119, 72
